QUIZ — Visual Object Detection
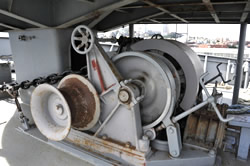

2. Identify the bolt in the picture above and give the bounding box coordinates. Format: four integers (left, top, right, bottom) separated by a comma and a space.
102, 135, 107, 140
142, 135, 148, 141
118, 89, 130, 103
125, 142, 131, 148
171, 151, 177, 156
136, 95, 144, 102
209, 149, 216, 156
168, 127, 174, 134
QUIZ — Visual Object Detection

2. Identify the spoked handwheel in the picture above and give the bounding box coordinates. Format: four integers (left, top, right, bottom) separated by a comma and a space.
71, 25, 94, 54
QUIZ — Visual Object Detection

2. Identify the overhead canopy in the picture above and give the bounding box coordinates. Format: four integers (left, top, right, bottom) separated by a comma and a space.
0, 0, 249, 32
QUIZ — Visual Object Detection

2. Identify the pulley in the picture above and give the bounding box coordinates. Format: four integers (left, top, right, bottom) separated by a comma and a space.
112, 51, 177, 129
31, 74, 100, 141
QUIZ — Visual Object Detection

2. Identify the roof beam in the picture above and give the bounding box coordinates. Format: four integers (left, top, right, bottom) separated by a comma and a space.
241, 0, 250, 22
146, 18, 162, 24
120, 1, 248, 9
0, 23, 21, 30
77, 0, 95, 4
0, 9, 48, 28
140, 0, 189, 23
202, 0, 220, 23
88, 10, 113, 28
98, 11, 165, 31
57, 0, 139, 28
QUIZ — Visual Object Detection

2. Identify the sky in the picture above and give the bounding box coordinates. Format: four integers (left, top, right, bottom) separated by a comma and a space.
137, 24, 250, 41
1, 24, 250, 40
0, 32, 9, 37
169, 24, 246, 41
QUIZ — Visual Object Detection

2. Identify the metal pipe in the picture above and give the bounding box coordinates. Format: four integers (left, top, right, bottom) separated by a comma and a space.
172, 100, 209, 123
232, 23, 247, 104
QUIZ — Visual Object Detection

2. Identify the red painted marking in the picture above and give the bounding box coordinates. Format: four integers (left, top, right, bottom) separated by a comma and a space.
91, 59, 105, 92
106, 83, 116, 90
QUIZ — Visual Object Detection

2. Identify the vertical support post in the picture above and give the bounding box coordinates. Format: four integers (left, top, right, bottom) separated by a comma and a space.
129, 24, 134, 38
204, 55, 208, 72
226, 60, 231, 83
243, 61, 249, 89
232, 23, 247, 104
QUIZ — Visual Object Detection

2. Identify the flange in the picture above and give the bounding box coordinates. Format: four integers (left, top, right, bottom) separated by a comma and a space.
31, 84, 71, 141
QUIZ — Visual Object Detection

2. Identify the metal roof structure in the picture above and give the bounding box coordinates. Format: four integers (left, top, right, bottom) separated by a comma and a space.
0, 0, 250, 32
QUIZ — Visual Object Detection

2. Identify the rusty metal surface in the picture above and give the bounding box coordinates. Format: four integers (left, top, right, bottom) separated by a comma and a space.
59, 77, 96, 130
184, 104, 228, 149
66, 129, 147, 166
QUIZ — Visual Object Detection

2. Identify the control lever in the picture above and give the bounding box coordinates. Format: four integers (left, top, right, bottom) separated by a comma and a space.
205, 63, 231, 85
172, 72, 233, 123
200, 72, 234, 122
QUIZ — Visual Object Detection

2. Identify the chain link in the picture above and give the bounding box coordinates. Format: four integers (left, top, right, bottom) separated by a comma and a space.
0, 66, 87, 92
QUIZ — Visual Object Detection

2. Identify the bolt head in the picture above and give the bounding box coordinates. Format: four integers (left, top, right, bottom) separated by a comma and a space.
171, 150, 177, 156
168, 127, 174, 134
142, 135, 148, 140
118, 89, 130, 103
102, 135, 107, 140
125, 142, 131, 148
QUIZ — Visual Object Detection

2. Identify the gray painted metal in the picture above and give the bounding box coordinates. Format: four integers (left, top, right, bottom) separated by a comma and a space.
17, 125, 217, 166
232, 23, 248, 104
141, 0, 189, 23
0, 23, 20, 30
228, 114, 250, 160
9, 28, 72, 104
241, 0, 250, 23
0, 8, 48, 28
113, 51, 176, 129
0, 38, 11, 56
131, 39, 203, 110
9, 29, 71, 82
56, 0, 139, 28
0, 0, 250, 31
202, 0, 220, 23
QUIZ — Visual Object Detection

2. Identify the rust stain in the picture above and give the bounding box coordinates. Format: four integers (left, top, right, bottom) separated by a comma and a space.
66, 136, 145, 164
59, 78, 96, 129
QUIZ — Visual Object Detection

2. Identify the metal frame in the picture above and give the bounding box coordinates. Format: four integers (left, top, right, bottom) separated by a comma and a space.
0, 23, 21, 30
202, 0, 220, 23
0, 9, 48, 28
232, 23, 248, 104
56, 0, 139, 28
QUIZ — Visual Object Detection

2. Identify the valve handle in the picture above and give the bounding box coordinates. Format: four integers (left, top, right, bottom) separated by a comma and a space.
171, 72, 234, 123
205, 63, 231, 85
200, 72, 233, 122
151, 34, 164, 39
71, 25, 95, 55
